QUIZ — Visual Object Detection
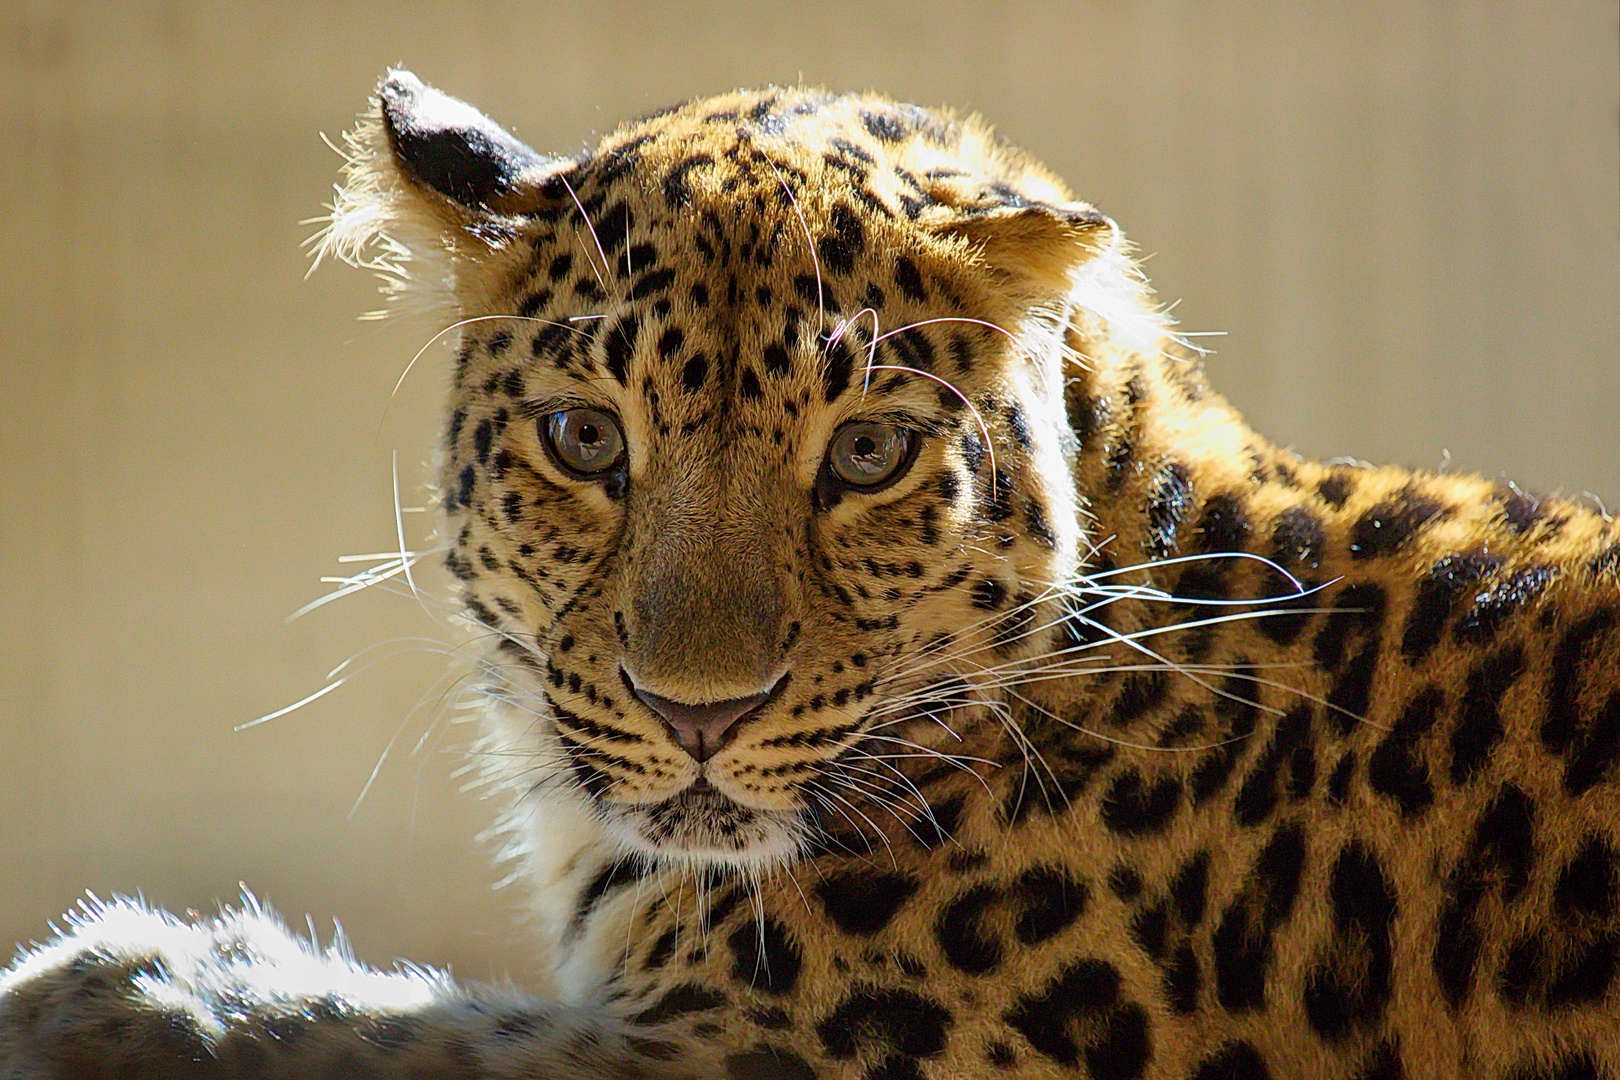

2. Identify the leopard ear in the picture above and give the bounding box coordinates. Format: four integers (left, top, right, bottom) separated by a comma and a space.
935, 202, 1119, 296
313, 71, 570, 302
377, 70, 556, 217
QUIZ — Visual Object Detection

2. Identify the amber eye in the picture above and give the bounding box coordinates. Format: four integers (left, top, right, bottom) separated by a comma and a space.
542, 408, 626, 478
825, 421, 915, 491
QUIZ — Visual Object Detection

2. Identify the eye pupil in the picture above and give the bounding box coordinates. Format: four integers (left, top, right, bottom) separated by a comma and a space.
853, 435, 876, 457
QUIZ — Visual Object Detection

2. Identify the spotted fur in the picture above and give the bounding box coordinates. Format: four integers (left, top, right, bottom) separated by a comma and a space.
4, 72, 1618, 1080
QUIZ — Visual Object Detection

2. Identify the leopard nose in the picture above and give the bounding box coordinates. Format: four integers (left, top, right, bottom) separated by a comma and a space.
624, 673, 773, 763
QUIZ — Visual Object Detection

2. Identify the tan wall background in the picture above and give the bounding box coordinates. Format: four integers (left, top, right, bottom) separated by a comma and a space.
3, 0, 1616, 982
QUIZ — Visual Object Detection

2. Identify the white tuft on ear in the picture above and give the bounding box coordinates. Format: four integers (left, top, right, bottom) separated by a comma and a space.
305, 94, 456, 318
306, 70, 564, 319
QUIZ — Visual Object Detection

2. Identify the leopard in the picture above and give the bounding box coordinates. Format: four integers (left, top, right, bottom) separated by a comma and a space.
3, 70, 1618, 1080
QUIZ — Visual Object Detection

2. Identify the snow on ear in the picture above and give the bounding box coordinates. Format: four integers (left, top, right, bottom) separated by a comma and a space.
935, 201, 1119, 298
310, 70, 566, 308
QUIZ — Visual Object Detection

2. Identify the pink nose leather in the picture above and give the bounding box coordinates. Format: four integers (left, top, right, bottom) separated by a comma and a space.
631, 685, 771, 762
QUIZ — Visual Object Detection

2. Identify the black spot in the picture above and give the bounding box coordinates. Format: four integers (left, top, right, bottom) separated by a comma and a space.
1109, 866, 1144, 900
862, 109, 909, 142
1164, 944, 1200, 1014
1313, 583, 1387, 672
1367, 685, 1442, 817
823, 336, 855, 403
1110, 670, 1171, 727
1303, 842, 1397, 1041
1191, 1042, 1272, 1080
1448, 645, 1524, 784
972, 577, 1008, 611
1564, 691, 1620, 797
816, 204, 865, 275
1193, 493, 1252, 555
729, 919, 802, 996
1011, 867, 1088, 944
1542, 608, 1617, 754
816, 986, 951, 1059
632, 983, 727, 1025
1101, 769, 1182, 836
1495, 485, 1546, 533
1004, 961, 1149, 1079
1456, 566, 1556, 645
911, 794, 962, 849
1169, 852, 1211, 927
740, 368, 763, 400
763, 343, 792, 376
1232, 706, 1314, 827
629, 267, 677, 301
1213, 822, 1306, 1011
1326, 753, 1355, 806
893, 255, 928, 302
1434, 784, 1536, 1008
656, 325, 684, 359
1144, 462, 1193, 558
1349, 493, 1447, 560
1553, 836, 1618, 920
1024, 497, 1056, 549
793, 274, 822, 308
1402, 552, 1503, 662
681, 353, 709, 392
604, 313, 639, 385
454, 464, 476, 509
815, 870, 920, 936
547, 252, 573, 281
935, 885, 1003, 974
1270, 506, 1325, 568
1317, 471, 1355, 509
1189, 671, 1261, 804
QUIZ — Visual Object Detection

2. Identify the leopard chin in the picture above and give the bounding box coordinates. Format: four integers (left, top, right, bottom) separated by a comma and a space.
601, 779, 810, 868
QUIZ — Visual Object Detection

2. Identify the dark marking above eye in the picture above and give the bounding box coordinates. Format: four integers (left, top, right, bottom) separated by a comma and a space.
822, 336, 855, 403
604, 314, 639, 385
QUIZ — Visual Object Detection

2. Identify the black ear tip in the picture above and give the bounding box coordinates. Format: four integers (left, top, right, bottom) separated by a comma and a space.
372, 70, 546, 211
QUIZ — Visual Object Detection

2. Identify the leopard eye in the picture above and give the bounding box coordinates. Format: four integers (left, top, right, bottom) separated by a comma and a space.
542, 408, 626, 479
825, 421, 915, 491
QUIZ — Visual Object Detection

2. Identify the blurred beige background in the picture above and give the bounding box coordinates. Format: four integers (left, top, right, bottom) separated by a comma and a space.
3, 1, 1616, 983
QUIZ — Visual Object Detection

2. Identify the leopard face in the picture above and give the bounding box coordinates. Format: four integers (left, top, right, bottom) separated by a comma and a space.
340, 77, 1138, 868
